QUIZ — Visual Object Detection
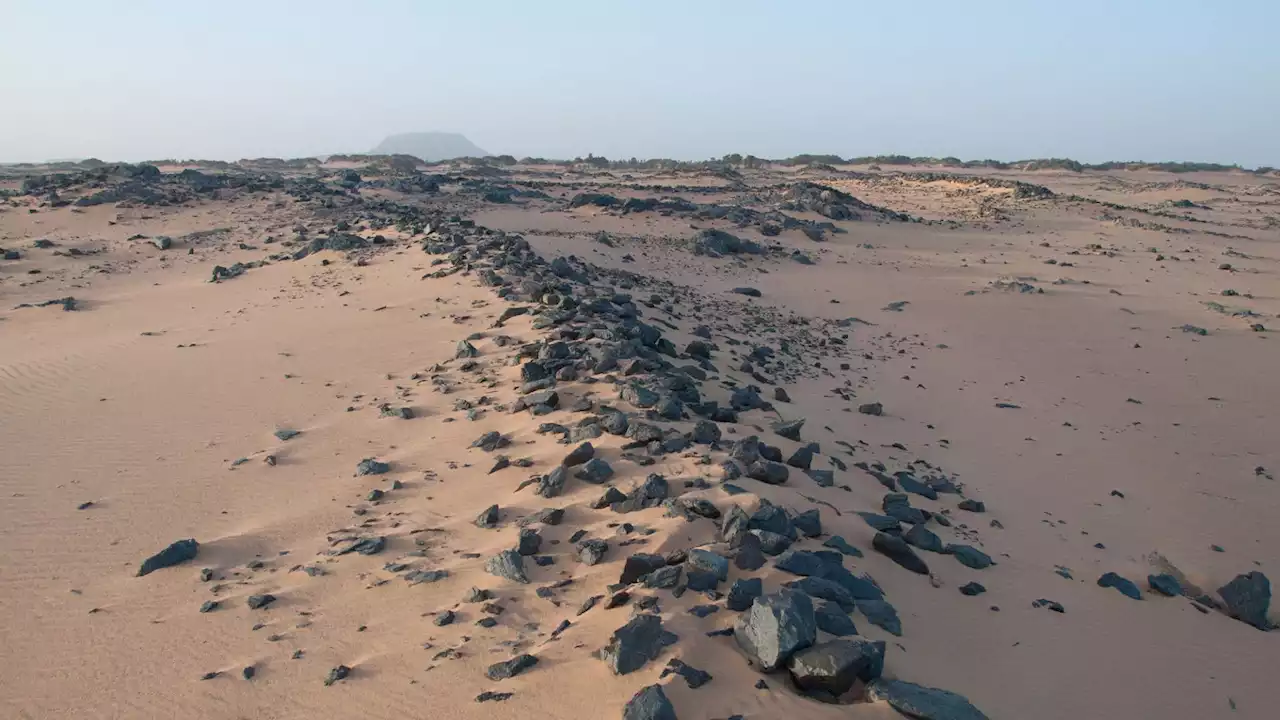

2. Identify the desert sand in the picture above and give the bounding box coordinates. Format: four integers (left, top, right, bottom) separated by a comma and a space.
0, 157, 1275, 720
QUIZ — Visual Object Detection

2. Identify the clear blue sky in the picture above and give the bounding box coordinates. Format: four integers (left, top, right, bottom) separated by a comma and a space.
2, 0, 1276, 165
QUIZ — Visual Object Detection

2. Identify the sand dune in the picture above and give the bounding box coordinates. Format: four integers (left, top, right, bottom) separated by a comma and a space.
1, 159, 1275, 719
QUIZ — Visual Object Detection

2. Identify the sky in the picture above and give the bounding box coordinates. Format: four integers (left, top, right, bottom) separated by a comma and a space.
1, 0, 1277, 166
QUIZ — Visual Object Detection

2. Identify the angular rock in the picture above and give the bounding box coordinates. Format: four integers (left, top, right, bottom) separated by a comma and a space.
775, 549, 827, 577
728, 577, 764, 611
355, 458, 390, 476
579, 539, 609, 566
1217, 572, 1272, 630
137, 539, 199, 577
945, 544, 994, 570
598, 614, 678, 675
787, 638, 885, 699
773, 418, 805, 441
785, 577, 856, 612
747, 460, 789, 485
903, 523, 943, 553
517, 528, 542, 556
1148, 573, 1184, 597
815, 601, 859, 636
1097, 572, 1142, 600
563, 442, 595, 467
857, 597, 902, 636
734, 590, 817, 671
687, 549, 729, 581
823, 536, 862, 558
873, 532, 930, 574
620, 553, 668, 585
475, 504, 500, 528
623, 684, 677, 720
793, 509, 822, 538
486, 654, 538, 681
485, 549, 529, 584
865, 679, 989, 720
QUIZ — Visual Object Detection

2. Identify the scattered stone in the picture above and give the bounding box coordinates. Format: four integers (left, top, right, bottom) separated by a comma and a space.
323, 665, 351, 686
137, 538, 199, 576
1148, 574, 1184, 597
246, 594, 276, 610
485, 654, 538, 680
661, 658, 713, 689
815, 601, 859, 636
355, 458, 390, 476
959, 582, 987, 596
475, 504, 500, 528
1097, 572, 1143, 600
945, 544, 995, 570
858, 402, 884, 416
728, 578, 764, 611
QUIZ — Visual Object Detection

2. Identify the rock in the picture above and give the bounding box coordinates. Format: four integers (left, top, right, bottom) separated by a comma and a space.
790, 509, 822, 538
815, 601, 859, 636
730, 533, 767, 569
785, 576, 857, 611
857, 402, 884, 416
462, 587, 493, 603
873, 532, 930, 574
747, 460, 790, 485
730, 435, 762, 465
246, 594, 276, 610
773, 418, 805, 441
691, 420, 721, 445
603, 412, 630, 435
355, 458, 390, 476
621, 553, 668, 584
579, 539, 609, 565
805, 469, 835, 487
945, 544, 994, 570
475, 504, 500, 528
622, 684, 677, 720
728, 577, 764, 611
137, 539, 199, 576
573, 457, 614, 484
523, 507, 564, 526
959, 582, 987, 596
823, 536, 862, 557
904, 524, 944, 553
273, 428, 301, 441
644, 565, 683, 589
434, 610, 456, 626
958, 499, 986, 513
687, 549, 730, 581
323, 665, 352, 686
749, 502, 796, 539
731, 287, 762, 297
751, 530, 793, 557
1148, 573, 1184, 597
485, 654, 538, 680
734, 590, 817, 671
456, 340, 479, 359
517, 529, 542, 556
865, 679, 989, 720
661, 658, 713, 689
775, 549, 828, 577
485, 550, 529, 584
1217, 572, 1272, 630
857, 597, 902, 637
598, 614, 678, 675
592, 487, 628, 509
537, 465, 568, 498
563, 442, 595, 467
788, 638, 886, 699
858, 512, 902, 534
470, 431, 509, 452
1033, 598, 1066, 613
883, 493, 927, 525
1097, 572, 1143, 600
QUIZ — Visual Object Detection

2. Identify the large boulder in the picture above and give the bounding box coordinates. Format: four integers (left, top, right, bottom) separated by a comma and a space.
787, 638, 885, 699
622, 684, 677, 720
598, 614, 678, 675
734, 590, 817, 671
1217, 572, 1272, 630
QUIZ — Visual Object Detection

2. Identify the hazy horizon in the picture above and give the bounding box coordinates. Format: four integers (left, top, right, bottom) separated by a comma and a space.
2, 0, 1277, 166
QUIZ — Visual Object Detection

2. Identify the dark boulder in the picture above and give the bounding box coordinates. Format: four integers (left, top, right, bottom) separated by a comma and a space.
864, 679, 989, 720
1097, 572, 1142, 600
734, 590, 817, 671
598, 614, 678, 675
622, 684, 677, 720
787, 638, 885, 700
1217, 572, 1272, 630
873, 532, 930, 574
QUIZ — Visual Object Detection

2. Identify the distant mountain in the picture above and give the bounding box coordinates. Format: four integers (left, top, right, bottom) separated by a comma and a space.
368, 132, 489, 162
